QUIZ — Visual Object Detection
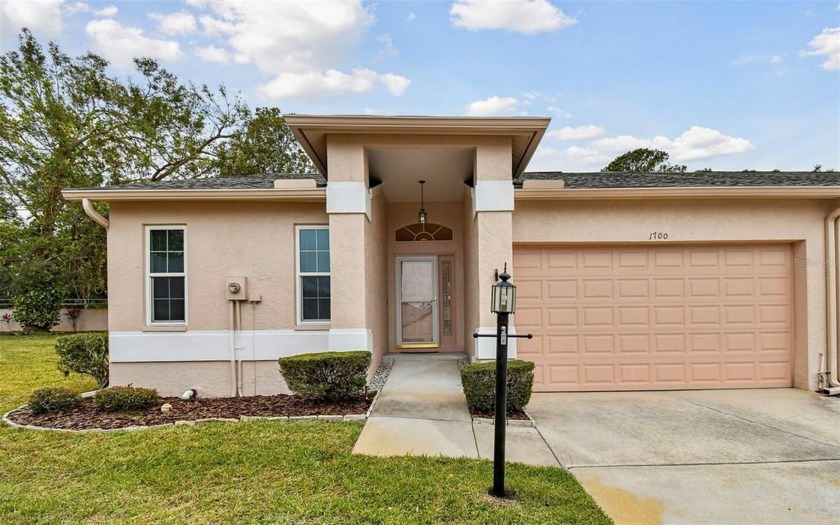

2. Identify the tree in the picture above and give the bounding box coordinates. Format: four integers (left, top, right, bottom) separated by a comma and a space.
0, 29, 248, 310
602, 148, 687, 173
214, 107, 315, 176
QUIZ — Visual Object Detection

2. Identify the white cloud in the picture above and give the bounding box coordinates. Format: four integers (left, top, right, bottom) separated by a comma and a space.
65, 2, 90, 15
257, 69, 410, 99
406, 12, 416, 22
94, 5, 117, 17
377, 33, 398, 59
85, 19, 183, 69
528, 145, 611, 172
801, 27, 840, 70
191, 0, 409, 99
550, 125, 605, 141
466, 96, 519, 116
450, 0, 576, 34
150, 10, 196, 35
592, 126, 754, 162
546, 106, 571, 118
195, 44, 231, 63
1, 0, 63, 36
379, 73, 411, 95
769, 54, 783, 64
731, 56, 755, 66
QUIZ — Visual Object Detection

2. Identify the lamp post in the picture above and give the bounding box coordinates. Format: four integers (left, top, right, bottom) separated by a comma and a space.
475, 264, 532, 498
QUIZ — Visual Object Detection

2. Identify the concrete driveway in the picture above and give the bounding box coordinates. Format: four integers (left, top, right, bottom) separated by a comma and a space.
527, 389, 840, 525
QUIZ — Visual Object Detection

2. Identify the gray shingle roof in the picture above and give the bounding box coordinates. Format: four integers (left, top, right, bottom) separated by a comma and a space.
79, 173, 325, 191
518, 171, 840, 188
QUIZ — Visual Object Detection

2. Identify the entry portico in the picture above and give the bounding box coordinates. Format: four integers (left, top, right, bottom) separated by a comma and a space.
285, 115, 550, 370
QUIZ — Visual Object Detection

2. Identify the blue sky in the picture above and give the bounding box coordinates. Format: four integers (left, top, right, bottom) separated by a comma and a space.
1, 0, 838, 172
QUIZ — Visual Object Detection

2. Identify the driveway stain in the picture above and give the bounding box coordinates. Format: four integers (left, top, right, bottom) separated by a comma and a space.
577, 474, 664, 525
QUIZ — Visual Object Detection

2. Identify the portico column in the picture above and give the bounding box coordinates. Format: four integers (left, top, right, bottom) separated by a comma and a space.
472, 138, 516, 359
326, 136, 372, 352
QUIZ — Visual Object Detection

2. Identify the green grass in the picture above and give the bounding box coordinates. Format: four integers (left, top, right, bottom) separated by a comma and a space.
0, 335, 611, 524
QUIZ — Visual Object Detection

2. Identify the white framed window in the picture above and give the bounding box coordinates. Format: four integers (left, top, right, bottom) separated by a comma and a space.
146, 226, 187, 325
296, 225, 330, 324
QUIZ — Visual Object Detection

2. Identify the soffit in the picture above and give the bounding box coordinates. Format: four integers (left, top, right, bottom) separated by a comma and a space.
285, 114, 549, 180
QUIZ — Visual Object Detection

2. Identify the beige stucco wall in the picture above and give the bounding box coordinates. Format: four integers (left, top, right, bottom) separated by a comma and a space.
512, 197, 834, 390
366, 189, 389, 374
108, 200, 329, 332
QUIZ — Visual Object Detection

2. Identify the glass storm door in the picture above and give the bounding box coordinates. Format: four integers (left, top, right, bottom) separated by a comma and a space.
396, 256, 439, 348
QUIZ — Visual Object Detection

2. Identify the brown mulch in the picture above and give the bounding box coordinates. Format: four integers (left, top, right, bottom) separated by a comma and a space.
6, 392, 376, 431
469, 408, 530, 421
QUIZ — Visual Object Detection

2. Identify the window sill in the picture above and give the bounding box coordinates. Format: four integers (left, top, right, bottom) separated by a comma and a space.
143, 325, 188, 332
295, 324, 331, 331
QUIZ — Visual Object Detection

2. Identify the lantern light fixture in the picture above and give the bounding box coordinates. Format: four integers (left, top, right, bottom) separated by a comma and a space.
491, 264, 516, 314
417, 180, 427, 225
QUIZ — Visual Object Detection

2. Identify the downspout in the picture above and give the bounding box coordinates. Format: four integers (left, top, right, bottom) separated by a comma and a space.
82, 199, 109, 229
821, 204, 840, 394
229, 300, 237, 397
236, 300, 244, 397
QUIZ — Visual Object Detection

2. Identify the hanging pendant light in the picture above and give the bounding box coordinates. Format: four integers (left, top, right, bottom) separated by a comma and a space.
418, 180, 428, 224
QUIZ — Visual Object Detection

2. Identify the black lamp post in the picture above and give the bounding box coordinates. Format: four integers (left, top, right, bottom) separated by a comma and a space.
475, 263, 532, 498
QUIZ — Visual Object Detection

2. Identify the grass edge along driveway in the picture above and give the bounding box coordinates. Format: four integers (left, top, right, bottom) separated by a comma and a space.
0, 334, 612, 524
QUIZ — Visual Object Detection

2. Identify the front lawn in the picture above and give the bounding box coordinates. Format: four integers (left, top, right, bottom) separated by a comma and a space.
0, 334, 611, 524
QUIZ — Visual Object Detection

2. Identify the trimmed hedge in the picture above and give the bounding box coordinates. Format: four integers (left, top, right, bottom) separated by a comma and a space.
278, 351, 371, 401
94, 386, 159, 412
460, 360, 535, 412
55, 332, 109, 388
28, 387, 82, 414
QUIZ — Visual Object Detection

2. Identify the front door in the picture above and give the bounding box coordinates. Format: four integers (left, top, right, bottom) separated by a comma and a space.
396, 256, 439, 349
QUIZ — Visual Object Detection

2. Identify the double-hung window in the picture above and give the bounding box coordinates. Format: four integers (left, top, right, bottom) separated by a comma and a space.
148, 226, 186, 324
297, 226, 330, 323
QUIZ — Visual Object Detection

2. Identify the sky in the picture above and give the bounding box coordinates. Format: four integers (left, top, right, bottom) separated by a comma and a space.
1, 0, 838, 173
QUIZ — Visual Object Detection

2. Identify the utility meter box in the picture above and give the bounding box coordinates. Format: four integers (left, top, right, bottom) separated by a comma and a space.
225, 276, 248, 300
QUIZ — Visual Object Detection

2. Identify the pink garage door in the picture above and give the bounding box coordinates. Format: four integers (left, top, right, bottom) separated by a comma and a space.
514, 244, 794, 392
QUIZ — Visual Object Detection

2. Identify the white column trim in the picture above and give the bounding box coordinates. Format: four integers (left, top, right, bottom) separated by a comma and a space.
474, 180, 514, 215
472, 325, 518, 359
326, 181, 370, 220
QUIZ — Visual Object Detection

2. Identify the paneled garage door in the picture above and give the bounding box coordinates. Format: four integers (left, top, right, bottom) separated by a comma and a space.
514, 244, 793, 391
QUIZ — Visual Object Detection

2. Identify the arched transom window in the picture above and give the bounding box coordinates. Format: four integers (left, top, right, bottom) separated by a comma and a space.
395, 223, 454, 242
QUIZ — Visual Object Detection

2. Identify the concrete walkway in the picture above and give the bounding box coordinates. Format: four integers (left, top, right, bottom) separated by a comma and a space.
353, 358, 558, 467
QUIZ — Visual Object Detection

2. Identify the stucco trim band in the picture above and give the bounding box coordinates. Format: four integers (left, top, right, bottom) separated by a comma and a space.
474, 180, 515, 213
110, 330, 369, 362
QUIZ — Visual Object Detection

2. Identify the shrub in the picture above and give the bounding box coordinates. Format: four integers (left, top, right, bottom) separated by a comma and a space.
28, 387, 82, 414
278, 351, 371, 401
94, 386, 159, 412
55, 332, 109, 388
460, 360, 535, 412
12, 289, 63, 332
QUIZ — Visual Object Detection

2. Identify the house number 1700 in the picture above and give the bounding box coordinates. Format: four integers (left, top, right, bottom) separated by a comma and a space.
649, 232, 669, 240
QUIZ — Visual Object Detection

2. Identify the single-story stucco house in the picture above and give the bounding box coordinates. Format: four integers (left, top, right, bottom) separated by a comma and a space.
62, 115, 840, 397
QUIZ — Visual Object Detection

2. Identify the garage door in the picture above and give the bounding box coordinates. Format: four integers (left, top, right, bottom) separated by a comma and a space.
514, 244, 793, 391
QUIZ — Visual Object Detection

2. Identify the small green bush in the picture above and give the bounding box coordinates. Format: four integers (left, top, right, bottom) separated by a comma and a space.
278, 351, 371, 401
94, 386, 159, 412
460, 360, 535, 412
12, 289, 63, 332
56, 332, 109, 388
28, 387, 82, 414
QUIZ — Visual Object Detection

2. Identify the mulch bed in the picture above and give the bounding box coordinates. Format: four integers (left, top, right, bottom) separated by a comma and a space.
5, 393, 376, 431
469, 408, 530, 421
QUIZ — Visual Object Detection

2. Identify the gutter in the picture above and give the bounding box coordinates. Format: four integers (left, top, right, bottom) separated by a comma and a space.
82, 198, 109, 229
515, 186, 840, 201
63, 188, 326, 202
